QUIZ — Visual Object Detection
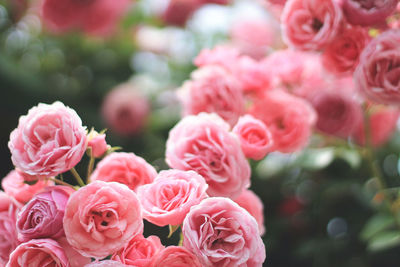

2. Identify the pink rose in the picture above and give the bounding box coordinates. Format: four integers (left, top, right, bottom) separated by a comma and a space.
90, 152, 157, 192
138, 170, 208, 226
16, 186, 72, 241
166, 113, 251, 199
162, 0, 203, 26
6, 239, 69, 267
57, 237, 91, 267
112, 234, 164, 266
1, 170, 54, 203
102, 83, 150, 136
8, 101, 87, 178
342, 0, 397, 26
182, 197, 266, 266
281, 0, 343, 50
194, 45, 241, 71
249, 90, 317, 153
87, 130, 109, 158
0, 192, 21, 266
234, 189, 266, 236
85, 260, 126, 267
322, 25, 370, 75
178, 66, 245, 126
232, 115, 274, 160
63, 181, 143, 258
150, 246, 202, 267
354, 30, 400, 105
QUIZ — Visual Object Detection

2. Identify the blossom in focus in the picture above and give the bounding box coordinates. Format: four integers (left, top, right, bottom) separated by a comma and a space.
150, 246, 202, 267
234, 189, 266, 235
87, 129, 109, 158
342, 0, 397, 26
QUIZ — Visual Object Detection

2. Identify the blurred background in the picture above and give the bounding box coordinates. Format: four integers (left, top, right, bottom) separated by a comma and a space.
2, 0, 400, 266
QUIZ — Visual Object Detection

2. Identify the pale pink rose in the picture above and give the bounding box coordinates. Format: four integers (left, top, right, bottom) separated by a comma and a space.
194, 45, 241, 71
1, 170, 54, 203
87, 130, 109, 158
57, 237, 91, 267
112, 234, 164, 266
85, 260, 126, 267
16, 186, 72, 242
178, 66, 245, 126
182, 197, 266, 266
102, 84, 150, 136
6, 239, 69, 267
42, 0, 130, 36
150, 246, 202, 267
162, 0, 203, 26
354, 107, 400, 146
166, 113, 251, 199
281, 0, 343, 50
138, 170, 208, 226
0, 191, 21, 266
8, 101, 87, 178
90, 152, 157, 192
63, 181, 143, 258
234, 189, 266, 236
232, 115, 274, 160
322, 25, 370, 75
249, 90, 317, 153
354, 30, 400, 105
342, 0, 397, 26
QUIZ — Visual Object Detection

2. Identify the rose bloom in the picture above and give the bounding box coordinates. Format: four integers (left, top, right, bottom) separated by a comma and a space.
281, 0, 343, 50
249, 90, 317, 153
234, 189, 266, 236
42, 0, 130, 36
0, 191, 21, 266
6, 239, 69, 267
322, 25, 370, 75
63, 181, 143, 258
150, 246, 202, 267
87, 130, 109, 158
85, 260, 126, 267
57, 237, 91, 267
183, 197, 266, 266
16, 186, 73, 242
178, 66, 245, 126
8, 101, 87, 178
194, 45, 240, 71
162, 0, 203, 26
102, 83, 150, 136
112, 234, 164, 266
1, 170, 54, 203
342, 0, 397, 26
166, 113, 251, 199
354, 30, 400, 105
232, 115, 274, 160
90, 152, 157, 192
138, 170, 208, 226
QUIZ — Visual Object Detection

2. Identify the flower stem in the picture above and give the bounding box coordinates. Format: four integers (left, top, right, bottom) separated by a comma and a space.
49, 177, 76, 189
87, 154, 95, 180
178, 231, 184, 246
70, 167, 85, 187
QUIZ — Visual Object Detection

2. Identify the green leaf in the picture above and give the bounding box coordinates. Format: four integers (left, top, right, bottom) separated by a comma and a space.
296, 148, 335, 170
256, 153, 296, 178
168, 225, 180, 238
334, 148, 361, 169
361, 214, 396, 242
367, 230, 400, 252
24, 180, 38, 186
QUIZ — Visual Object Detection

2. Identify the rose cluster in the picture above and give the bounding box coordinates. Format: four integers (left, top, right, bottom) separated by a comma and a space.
1, 101, 266, 266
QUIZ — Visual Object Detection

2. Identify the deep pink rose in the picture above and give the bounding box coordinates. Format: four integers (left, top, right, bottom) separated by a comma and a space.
16, 186, 72, 242
8, 101, 87, 178
1, 170, 54, 203
249, 90, 316, 153
281, 0, 343, 50
178, 66, 245, 126
85, 260, 126, 267
63, 181, 143, 258
166, 113, 251, 199
150, 246, 202, 267
342, 0, 397, 26
87, 130, 109, 158
102, 84, 150, 136
182, 197, 266, 266
138, 170, 208, 226
90, 152, 157, 192
354, 30, 400, 105
232, 115, 274, 160
112, 234, 164, 266
234, 189, 266, 236
0, 191, 21, 266
322, 25, 370, 75
162, 0, 203, 26
6, 239, 69, 267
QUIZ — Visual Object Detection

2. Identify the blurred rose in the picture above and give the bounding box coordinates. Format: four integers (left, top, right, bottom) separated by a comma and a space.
63, 181, 143, 258
178, 66, 245, 126
194, 45, 240, 71
342, 0, 397, 26
90, 152, 157, 192
183, 197, 266, 266
1, 170, 54, 203
150, 246, 202, 267
354, 30, 400, 105
8, 101, 87, 179
234, 189, 266, 235
166, 113, 250, 199
162, 0, 203, 26
281, 0, 343, 50
102, 83, 150, 136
